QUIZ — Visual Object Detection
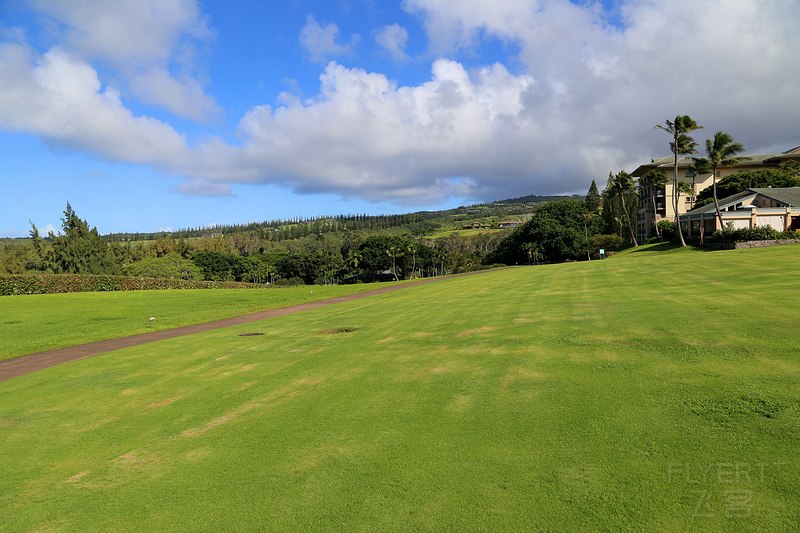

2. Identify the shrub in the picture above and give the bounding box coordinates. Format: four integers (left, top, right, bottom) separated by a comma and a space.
0, 274, 264, 296
709, 225, 781, 243
589, 234, 624, 251
656, 220, 676, 241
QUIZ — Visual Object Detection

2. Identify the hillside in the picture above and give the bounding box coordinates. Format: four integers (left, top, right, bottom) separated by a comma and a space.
99, 194, 585, 242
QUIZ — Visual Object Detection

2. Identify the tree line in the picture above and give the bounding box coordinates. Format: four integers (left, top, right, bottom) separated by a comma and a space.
1, 204, 509, 284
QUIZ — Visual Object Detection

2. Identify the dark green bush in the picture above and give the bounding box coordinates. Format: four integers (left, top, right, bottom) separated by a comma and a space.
0, 274, 264, 296
707, 225, 795, 242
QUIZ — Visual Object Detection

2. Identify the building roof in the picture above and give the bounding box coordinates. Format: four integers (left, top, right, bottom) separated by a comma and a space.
749, 187, 800, 206
686, 190, 758, 215
685, 187, 800, 216
631, 144, 799, 177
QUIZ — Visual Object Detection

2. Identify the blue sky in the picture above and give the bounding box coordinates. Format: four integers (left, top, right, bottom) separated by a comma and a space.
1, 0, 799, 237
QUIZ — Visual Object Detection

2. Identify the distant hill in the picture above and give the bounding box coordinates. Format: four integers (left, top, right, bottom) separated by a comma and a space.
493, 193, 585, 205
1, 193, 584, 244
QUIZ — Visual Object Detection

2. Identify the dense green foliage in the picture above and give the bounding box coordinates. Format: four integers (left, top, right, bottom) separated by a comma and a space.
709, 226, 800, 243
584, 180, 602, 212
0, 274, 261, 296
695, 167, 800, 206
490, 199, 605, 263
1, 245, 798, 530
2, 203, 524, 287
125, 253, 203, 281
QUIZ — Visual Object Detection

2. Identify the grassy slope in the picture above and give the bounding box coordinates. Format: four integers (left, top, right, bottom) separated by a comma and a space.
0, 284, 394, 360
0, 244, 798, 531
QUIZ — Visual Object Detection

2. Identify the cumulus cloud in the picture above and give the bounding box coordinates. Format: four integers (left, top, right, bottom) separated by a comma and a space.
0, 0, 799, 208
375, 23, 410, 62
300, 14, 361, 63
0, 44, 193, 166
171, 179, 233, 197
228, 60, 555, 202
402, 0, 800, 177
27, 0, 220, 121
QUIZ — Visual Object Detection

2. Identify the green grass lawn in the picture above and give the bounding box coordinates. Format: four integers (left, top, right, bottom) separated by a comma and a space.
1, 244, 798, 531
429, 227, 507, 239
0, 283, 394, 360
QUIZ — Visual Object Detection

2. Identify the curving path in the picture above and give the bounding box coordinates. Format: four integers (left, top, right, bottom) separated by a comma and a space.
0, 269, 513, 383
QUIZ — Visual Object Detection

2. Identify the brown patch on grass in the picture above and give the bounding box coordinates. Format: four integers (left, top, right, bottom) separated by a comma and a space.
182, 378, 325, 437
501, 366, 545, 385
237, 381, 257, 391
292, 445, 343, 472
413, 331, 433, 337
430, 367, 446, 373
215, 355, 229, 361
115, 451, 160, 468
182, 411, 242, 437
457, 326, 497, 337
315, 327, 355, 334
185, 448, 213, 463
513, 318, 534, 323
378, 336, 396, 343
121, 389, 136, 395
63, 471, 88, 483
445, 394, 472, 412
147, 396, 182, 408
0, 418, 21, 427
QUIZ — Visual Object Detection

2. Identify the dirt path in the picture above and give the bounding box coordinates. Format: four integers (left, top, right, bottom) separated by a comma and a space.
0, 269, 511, 383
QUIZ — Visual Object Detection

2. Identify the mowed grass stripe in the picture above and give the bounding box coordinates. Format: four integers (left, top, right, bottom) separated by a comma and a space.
0, 244, 798, 531
0, 283, 397, 360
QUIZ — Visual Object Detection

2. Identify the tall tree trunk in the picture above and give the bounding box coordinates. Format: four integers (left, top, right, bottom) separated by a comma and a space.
650, 186, 662, 242
712, 167, 724, 230
619, 194, 638, 246
584, 220, 591, 260
673, 145, 687, 246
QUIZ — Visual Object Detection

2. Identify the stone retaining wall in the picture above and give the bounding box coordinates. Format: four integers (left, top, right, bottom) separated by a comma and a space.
702, 239, 800, 250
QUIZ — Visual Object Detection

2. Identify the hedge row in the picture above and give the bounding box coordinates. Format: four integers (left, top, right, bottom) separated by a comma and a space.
0, 274, 265, 296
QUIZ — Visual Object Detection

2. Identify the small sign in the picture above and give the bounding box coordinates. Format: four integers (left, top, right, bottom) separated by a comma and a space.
599, 249, 605, 254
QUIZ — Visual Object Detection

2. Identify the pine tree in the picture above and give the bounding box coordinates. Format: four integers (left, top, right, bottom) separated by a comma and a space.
585, 180, 602, 212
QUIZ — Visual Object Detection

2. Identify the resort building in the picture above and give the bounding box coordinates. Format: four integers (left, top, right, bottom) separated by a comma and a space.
679, 187, 800, 238
631, 145, 800, 241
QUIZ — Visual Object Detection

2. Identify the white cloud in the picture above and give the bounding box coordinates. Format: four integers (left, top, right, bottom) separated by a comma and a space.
2, 228, 23, 237
171, 179, 233, 197
0, 45, 193, 165
129, 67, 219, 121
375, 24, 410, 62
26, 0, 220, 121
300, 14, 361, 63
0, 0, 798, 209
401, 0, 800, 181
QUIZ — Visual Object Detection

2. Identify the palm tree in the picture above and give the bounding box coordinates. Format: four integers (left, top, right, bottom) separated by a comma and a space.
386, 245, 404, 281
654, 115, 703, 247
609, 170, 638, 246
687, 157, 712, 209
581, 211, 597, 259
695, 131, 750, 230
644, 168, 668, 242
